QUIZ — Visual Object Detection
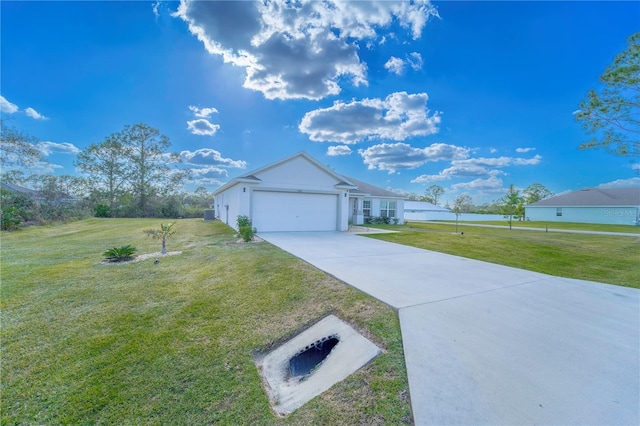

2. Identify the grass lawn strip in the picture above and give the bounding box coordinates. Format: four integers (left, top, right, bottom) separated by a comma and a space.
368, 222, 639, 289
1, 219, 411, 424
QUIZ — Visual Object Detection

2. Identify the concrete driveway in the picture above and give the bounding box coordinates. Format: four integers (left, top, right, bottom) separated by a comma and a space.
260, 231, 640, 425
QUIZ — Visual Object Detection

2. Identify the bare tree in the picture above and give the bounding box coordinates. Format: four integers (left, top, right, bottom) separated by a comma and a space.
0, 120, 43, 170
452, 194, 473, 233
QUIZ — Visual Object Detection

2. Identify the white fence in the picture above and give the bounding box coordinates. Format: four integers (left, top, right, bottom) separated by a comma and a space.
404, 211, 505, 222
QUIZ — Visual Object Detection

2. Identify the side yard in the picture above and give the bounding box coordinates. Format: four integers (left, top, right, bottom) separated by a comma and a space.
368, 222, 640, 289
1, 219, 411, 424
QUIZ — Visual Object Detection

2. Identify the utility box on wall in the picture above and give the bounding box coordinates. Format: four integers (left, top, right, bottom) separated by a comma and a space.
203, 209, 215, 220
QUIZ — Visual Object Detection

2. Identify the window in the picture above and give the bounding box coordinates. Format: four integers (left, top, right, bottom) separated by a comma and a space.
380, 201, 396, 218
556, 208, 562, 217
362, 200, 371, 218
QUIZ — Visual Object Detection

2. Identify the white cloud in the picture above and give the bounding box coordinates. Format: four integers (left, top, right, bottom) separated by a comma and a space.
187, 119, 220, 136
411, 166, 504, 184
189, 165, 229, 179
451, 176, 504, 192
173, 0, 438, 100
36, 141, 80, 156
384, 56, 405, 75
24, 107, 48, 120
408, 52, 423, 70
189, 105, 219, 118
411, 154, 541, 184
597, 177, 640, 188
180, 148, 246, 168
384, 52, 422, 75
1, 95, 19, 114
300, 91, 441, 143
515, 147, 535, 153
152, 0, 161, 18
358, 142, 469, 173
327, 145, 352, 156
452, 154, 542, 168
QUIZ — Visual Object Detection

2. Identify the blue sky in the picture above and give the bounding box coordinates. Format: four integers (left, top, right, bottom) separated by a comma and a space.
2, 0, 638, 205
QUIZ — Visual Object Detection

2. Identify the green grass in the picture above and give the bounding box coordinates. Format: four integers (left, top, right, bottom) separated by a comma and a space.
427, 220, 640, 234
1, 219, 411, 425
368, 222, 640, 289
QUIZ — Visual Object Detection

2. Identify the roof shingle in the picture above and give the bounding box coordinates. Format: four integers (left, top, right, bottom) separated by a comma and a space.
528, 187, 640, 207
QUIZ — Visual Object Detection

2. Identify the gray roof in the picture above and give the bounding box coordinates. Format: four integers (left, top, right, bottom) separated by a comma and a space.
1, 182, 77, 202
344, 176, 405, 199
528, 187, 640, 207
404, 200, 450, 212
1, 182, 39, 196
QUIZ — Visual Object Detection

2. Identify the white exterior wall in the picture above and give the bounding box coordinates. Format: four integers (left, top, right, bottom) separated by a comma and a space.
365, 198, 405, 224
396, 199, 405, 224
258, 156, 339, 191
525, 206, 640, 225
256, 156, 349, 231
215, 155, 353, 232
213, 153, 410, 232
214, 184, 253, 230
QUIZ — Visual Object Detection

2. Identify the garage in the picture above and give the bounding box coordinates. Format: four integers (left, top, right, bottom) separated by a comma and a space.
252, 191, 339, 232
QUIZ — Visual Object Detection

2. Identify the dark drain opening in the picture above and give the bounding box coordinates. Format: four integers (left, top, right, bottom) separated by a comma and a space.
289, 335, 339, 378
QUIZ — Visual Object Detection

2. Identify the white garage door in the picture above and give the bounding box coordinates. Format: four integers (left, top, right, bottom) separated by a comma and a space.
252, 191, 339, 232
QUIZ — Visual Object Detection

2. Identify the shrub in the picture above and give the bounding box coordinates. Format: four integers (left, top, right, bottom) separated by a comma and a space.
103, 245, 137, 262
1, 205, 22, 231
364, 216, 395, 225
95, 204, 111, 218
237, 215, 252, 228
239, 225, 256, 242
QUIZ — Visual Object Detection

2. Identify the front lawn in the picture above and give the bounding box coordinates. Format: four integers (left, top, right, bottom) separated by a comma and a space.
368, 222, 640, 289
1, 219, 411, 424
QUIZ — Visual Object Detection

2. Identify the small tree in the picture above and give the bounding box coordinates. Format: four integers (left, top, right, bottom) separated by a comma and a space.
452, 194, 472, 233
500, 184, 524, 230
144, 223, 176, 254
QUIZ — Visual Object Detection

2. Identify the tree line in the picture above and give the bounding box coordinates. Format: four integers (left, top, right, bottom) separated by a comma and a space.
1, 122, 213, 229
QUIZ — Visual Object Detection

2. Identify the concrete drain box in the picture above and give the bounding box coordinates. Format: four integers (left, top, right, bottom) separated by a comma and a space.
256, 315, 382, 415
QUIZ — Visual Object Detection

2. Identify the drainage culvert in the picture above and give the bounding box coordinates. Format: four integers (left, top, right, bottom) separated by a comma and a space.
255, 315, 381, 416
289, 335, 340, 378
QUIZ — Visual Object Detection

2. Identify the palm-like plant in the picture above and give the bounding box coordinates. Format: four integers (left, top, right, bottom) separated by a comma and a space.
144, 223, 176, 254
103, 245, 137, 262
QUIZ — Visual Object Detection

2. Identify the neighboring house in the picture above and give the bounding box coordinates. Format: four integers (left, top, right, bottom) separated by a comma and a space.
1, 182, 77, 205
212, 152, 405, 232
525, 187, 640, 225
403, 200, 504, 222
404, 201, 450, 221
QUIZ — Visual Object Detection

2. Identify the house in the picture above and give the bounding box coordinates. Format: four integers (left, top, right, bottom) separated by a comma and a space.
404, 201, 451, 221
1, 182, 77, 205
403, 200, 504, 222
212, 152, 405, 232
344, 176, 405, 226
525, 187, 640, 225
